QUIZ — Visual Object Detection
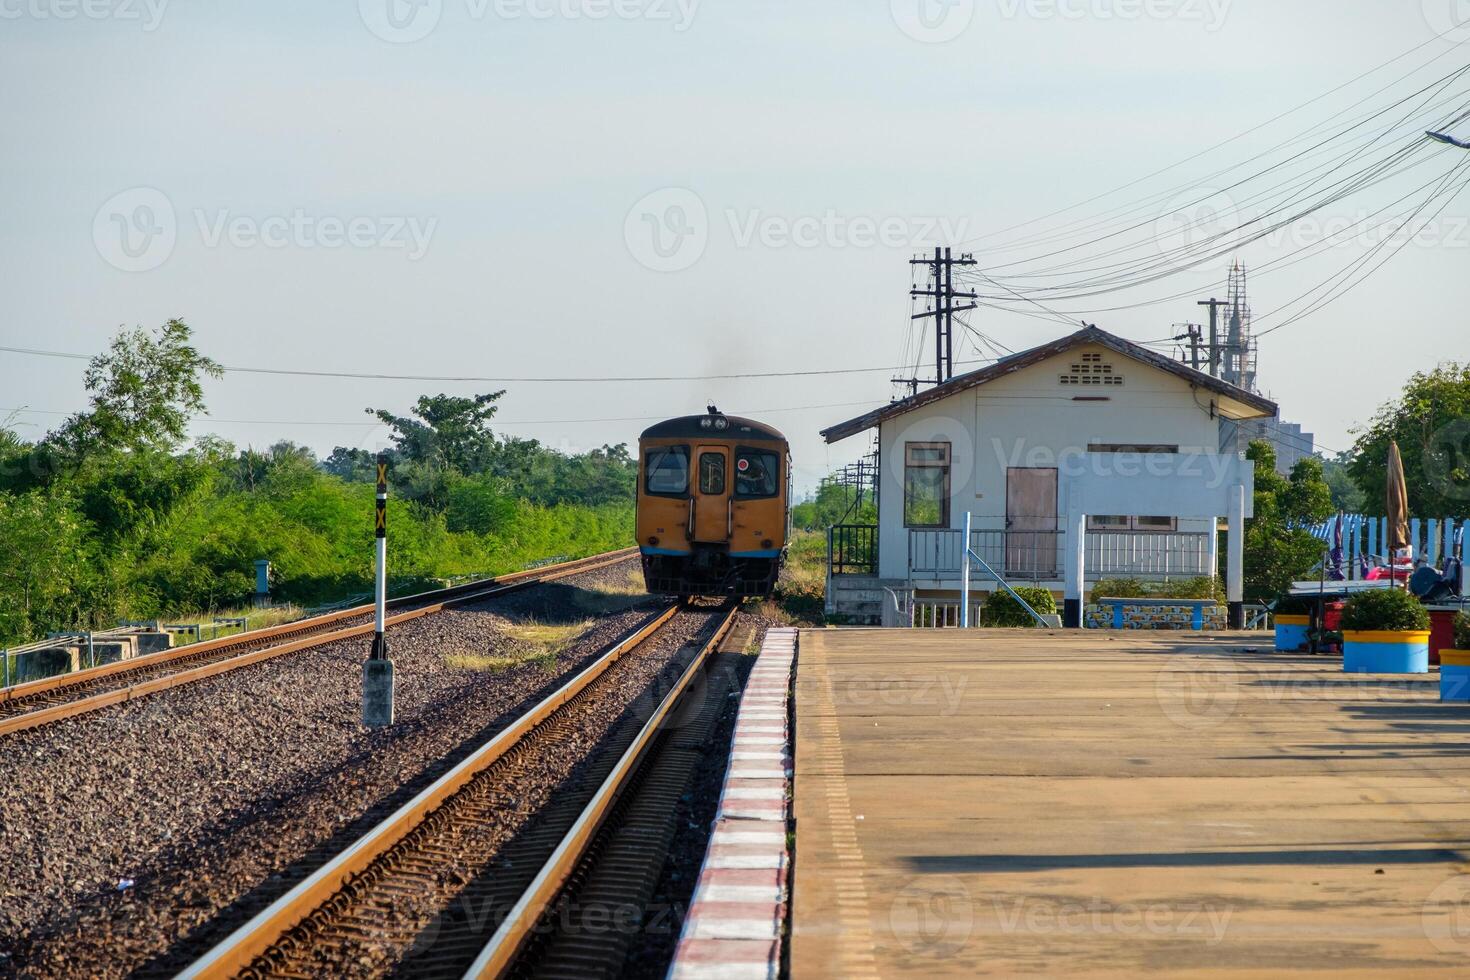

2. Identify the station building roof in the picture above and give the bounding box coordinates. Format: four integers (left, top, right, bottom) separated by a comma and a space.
820, 325, 1279, 444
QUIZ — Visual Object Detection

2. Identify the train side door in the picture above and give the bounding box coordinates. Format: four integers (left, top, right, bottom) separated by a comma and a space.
691, 445, 731, 543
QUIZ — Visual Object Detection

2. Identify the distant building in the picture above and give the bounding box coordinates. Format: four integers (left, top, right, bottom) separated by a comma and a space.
1219, 415, 1316, 474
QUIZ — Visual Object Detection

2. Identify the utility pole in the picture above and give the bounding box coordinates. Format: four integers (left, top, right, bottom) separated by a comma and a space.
1173, 323, 1204, 371
1196, 297, 1228, 378
906, 247, 979, 387
363, 453, 394, 728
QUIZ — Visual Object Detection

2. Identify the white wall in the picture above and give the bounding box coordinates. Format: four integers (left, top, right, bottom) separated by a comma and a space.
874, 343, 1233, 582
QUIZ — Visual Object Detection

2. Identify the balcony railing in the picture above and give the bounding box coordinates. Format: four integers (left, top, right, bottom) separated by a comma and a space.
910, 528, 1062, 581
828, 524, 878, 576
908, 527, 1212, 581
1087, 531, 1212, 579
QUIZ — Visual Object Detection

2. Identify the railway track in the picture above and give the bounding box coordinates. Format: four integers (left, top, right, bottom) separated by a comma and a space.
0, 548, 637, 739
177, 601, 738, 979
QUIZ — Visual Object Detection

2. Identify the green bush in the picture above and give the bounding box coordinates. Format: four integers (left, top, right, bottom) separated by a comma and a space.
1340, 588, 1430, 633
1091, 576, 1219, 603
1453, 611, 1470, 651
982, 587, 1057, 627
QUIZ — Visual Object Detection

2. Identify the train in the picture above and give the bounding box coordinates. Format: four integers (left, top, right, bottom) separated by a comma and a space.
636, 408, 791, 599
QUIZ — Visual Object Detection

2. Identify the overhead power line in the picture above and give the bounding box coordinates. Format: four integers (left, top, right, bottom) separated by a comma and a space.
0, 344, 1002, 384
0, 398, 893, 430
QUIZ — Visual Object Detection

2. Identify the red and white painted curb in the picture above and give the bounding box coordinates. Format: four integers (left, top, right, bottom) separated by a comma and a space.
668, 627, 796, 980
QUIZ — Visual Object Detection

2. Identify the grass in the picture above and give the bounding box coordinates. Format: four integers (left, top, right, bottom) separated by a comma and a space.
444, 616, 596, 673
757, 530, 828, 627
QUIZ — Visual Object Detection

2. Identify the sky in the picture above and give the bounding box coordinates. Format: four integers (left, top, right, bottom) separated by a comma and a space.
1, 0, 1467, 495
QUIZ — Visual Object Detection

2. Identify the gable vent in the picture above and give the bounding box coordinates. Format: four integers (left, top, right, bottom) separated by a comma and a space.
1060, 352, 1123, 386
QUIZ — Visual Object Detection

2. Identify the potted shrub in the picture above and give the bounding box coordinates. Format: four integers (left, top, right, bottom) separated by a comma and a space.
1272, 595, 1314, 652
1441, 612, 1470, 702
1340, 588, 1432, 674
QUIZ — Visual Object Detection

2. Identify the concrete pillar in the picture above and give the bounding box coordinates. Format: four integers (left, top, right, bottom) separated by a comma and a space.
1206, 517, 1220, 585
960, 512, 972, 628
1227, 483, 1245, 629
1064, 508, 1087, 628
18, 647, 79, 683
362, 659, 396, 727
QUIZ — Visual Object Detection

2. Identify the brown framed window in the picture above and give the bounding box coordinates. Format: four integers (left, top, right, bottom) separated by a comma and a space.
698, 452, 726, 495
904, 442, 950, 528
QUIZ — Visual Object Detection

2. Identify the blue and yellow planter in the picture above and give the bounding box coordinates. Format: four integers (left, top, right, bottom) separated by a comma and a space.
1342, 630, 1430, 674
1441, 649, 1470, 701
1274, 615, 1310, 652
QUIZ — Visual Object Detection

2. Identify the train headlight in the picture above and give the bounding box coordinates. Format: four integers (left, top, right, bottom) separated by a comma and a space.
762, 538, 774, 549
714, 417, 729, 430
700, 418, 713, 429
648, 536, 660, 546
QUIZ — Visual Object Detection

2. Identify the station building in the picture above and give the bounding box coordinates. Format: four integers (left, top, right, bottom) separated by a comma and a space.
819, 325, 1278, 627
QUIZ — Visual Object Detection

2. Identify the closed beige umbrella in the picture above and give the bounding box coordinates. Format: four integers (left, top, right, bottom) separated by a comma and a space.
1386, 440, 1410, 583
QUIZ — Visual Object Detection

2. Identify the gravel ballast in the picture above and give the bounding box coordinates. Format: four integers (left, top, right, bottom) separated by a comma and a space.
0, 560, 661, 978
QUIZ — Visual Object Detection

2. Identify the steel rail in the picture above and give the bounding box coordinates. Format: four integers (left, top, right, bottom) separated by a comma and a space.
0, 548, 637, 738
463, 604, 739, 978
176, 601, 701, 980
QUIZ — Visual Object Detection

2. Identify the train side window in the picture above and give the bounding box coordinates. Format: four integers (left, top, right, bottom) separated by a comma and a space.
734, 449, 779, 498
646, 446, 690, 495
698, 452, 726, 495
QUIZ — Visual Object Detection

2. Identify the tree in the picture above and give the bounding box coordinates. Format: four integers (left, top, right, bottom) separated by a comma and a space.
1242, 441, 1333, 602
1348, 361, 1470, 515
367, 392, 504, 509
1320, 454, 1365, 513
322, 446, 379, 482
50, 319, 222, 463
369, 392, 503, 475
0, 490, 90, 642
1281, 457, 1334, 526
791, 474, 876, 530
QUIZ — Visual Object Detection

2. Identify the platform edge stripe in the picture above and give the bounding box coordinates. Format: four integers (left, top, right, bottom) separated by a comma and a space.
665, 629, 796, 980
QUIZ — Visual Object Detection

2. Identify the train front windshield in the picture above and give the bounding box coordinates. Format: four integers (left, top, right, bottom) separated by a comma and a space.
734, 449, 779, 497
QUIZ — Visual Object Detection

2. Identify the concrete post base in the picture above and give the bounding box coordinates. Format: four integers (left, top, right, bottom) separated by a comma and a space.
1063, 598, 1082, 629
1228, 601, 1245, 630
362, 659, 395, 727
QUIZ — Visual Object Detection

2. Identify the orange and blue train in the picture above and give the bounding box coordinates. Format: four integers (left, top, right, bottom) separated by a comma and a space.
636, 408, 790, 599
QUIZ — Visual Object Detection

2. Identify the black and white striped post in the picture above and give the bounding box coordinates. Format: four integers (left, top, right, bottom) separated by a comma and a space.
362, 453, 395, 727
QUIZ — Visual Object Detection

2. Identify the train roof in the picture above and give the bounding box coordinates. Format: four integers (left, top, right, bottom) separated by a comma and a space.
640, 413, 787, 443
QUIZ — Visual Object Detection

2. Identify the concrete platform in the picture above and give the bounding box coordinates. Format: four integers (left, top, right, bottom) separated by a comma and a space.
791, 628, 1470, 978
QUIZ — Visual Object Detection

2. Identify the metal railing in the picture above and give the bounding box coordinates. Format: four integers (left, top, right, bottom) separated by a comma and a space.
909, 527, 1212, 580
910, 528, 1062, 580
1088, 531, 1212, 578
828, 524, 879, 576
